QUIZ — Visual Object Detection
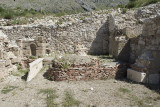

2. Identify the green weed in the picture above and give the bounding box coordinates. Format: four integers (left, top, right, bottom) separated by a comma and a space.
63, 91, 81, 107
1, 85, 18, 94
122, 8, 127, 14
119, 87, 131, 93
11, 69, 28, 76
82, 89, 88, 92
39, 89, 58, 107
11, 19, 28, 25
130, 95, 155, 107
29, 56, 37, 59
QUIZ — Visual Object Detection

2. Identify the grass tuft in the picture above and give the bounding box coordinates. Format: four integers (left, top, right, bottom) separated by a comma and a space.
11, 69, 28, 77
11, 19, 28, 25
39, 89, 58, 107
130, 95, 156, 107
29, 56, 37, 59
18, 69, 28, 74
119, 87, 131, 93
63, 91, 81, 107
1, 85, 18, 94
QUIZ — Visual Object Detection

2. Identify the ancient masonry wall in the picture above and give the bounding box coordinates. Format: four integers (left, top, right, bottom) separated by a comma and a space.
129, 15, 160, 84
125, 9, 160, 84
0, 3, 159, 63
130, 16, 160, 65
44, 60, 128, 81
1, 13, 109, 55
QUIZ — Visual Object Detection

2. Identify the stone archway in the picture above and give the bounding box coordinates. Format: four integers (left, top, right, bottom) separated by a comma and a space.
30, 44, 36, 56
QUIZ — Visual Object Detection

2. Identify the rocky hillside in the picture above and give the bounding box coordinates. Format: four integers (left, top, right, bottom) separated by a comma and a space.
0, 0, 129, 13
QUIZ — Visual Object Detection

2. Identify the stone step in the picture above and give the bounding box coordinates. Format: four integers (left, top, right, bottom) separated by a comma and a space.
127, 69, 146, 83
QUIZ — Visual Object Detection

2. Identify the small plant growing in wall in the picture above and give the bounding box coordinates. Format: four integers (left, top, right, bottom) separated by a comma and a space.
61, 62, 71, 70
16, 64, 22, 70
59, 56, 71, 70
29, 56, 37, 59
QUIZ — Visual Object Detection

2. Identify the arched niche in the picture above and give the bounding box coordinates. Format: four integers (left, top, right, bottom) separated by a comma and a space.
30, 44, 36, 56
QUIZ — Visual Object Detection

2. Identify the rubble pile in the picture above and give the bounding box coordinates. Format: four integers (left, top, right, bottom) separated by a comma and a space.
0, 30, 21, 79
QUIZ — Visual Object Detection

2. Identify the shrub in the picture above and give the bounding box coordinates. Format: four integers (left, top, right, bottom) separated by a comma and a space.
122, 8, 127, 14
126, 0, 159, 9
4, 13, 13, 19
0, 7, 4, 12
126, 1, 136, 8
145, 0, 159, 6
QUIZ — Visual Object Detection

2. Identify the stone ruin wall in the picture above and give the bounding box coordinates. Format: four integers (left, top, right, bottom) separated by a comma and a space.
107, 3, 160, 63
0, 9, 144, 63
44, 59, 128, 81
0, 3, 159, 63
129, 3, 160, 63
130, 16, 160, 64
131, 15, 160, 74
127, 15, 160, 84
1, 12, 109, 55
0, 31, 21, 79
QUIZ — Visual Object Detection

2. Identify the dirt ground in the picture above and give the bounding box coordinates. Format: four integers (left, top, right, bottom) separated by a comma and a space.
0, 69, 160, 107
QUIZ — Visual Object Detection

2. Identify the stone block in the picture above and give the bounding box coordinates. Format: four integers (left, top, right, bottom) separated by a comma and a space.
6, 52, 16, 59
37, 36, 43, 41
0, 60, 5, 68
156, 30, 160, 36
138, 39, 145, 45
36, 50, 45, 56
11, 58, 21, 64
0, 68, 7, 80
127, 69, 146, 83
8, 65, 17, 72
27, 58, 44, 82
43, 57, 54, 66
148, 74, 160, 85
5, 59, 11, 66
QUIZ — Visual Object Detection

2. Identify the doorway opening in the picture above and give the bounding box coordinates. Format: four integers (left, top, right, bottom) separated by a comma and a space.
30, 44, 36, 56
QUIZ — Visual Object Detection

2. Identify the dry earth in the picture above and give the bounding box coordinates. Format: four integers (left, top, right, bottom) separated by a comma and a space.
0, 69, 160, 107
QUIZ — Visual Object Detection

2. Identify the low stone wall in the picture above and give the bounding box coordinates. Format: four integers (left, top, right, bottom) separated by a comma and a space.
27, 58, 43, 82
44, 60, 128, 81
